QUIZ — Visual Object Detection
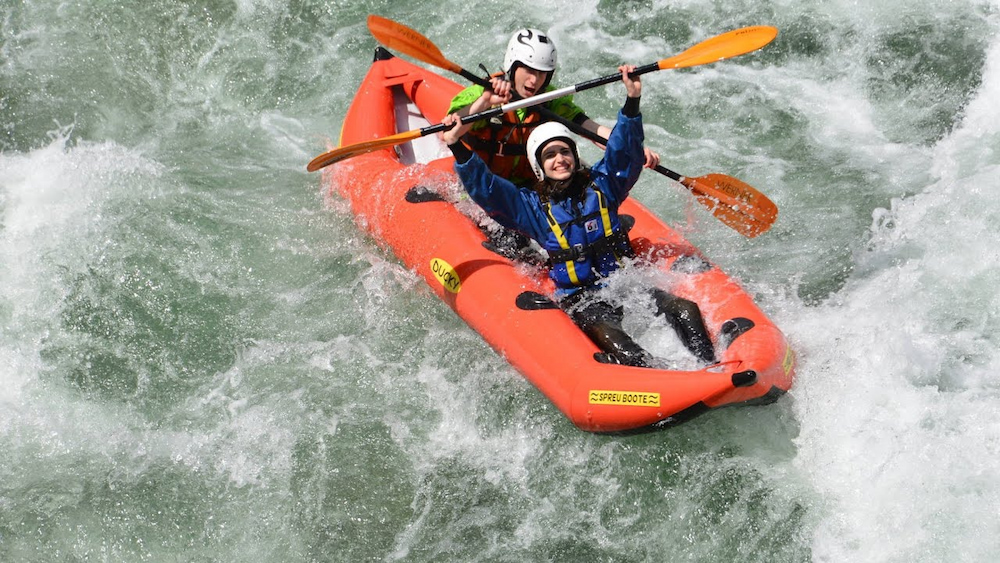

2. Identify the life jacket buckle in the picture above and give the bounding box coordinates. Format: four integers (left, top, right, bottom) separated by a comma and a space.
496, 141, 508, 157
573, 243, 586, 262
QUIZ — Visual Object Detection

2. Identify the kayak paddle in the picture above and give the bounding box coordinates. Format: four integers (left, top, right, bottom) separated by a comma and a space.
307, 23, 778, 174
362, 15, 778, 237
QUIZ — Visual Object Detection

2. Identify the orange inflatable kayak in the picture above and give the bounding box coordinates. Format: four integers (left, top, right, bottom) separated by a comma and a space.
318, 48, 795, 433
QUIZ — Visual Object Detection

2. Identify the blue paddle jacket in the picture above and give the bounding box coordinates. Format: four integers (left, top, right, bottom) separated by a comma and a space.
452, 108, 645, 292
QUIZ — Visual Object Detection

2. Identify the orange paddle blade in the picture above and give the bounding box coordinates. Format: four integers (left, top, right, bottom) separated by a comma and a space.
681, 174, 778, 238
306, 129, 422, 172
367, 15, 463, 75
659, 26, 778, 70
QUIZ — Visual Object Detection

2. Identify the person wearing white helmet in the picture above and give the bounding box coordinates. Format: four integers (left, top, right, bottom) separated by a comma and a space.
442, 66, 714, 367
502, 28, 558, 95
445, 28, 583, 186
446, 28, 661, 187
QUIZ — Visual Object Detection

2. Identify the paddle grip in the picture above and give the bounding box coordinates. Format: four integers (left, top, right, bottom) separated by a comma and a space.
428, 106, 505, 136
572, 62, 662, 92
654, 165, 683, 182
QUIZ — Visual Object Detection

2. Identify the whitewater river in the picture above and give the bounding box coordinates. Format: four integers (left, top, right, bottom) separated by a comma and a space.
2, 0, 999, 560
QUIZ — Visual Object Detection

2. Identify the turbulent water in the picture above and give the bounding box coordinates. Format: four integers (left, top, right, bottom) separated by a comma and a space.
3, 0, 999, 561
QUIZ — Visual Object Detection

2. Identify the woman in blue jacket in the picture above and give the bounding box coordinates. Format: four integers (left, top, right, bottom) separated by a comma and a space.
442, 66, 714, 367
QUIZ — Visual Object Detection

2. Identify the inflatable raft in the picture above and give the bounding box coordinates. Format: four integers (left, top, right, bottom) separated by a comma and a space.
319, 47, 795, 433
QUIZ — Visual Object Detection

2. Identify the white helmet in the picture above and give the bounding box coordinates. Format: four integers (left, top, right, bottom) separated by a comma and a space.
503, 29, 557, 75
526, 122, 580, 182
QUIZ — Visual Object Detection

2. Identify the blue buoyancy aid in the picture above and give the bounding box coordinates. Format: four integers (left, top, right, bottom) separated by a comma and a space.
453, 109, 645, 293
541, 187, 634, 289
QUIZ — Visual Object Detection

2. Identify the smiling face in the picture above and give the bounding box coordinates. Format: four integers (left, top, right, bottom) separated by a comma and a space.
512, 65, 551, 98
539, 140, 576, 182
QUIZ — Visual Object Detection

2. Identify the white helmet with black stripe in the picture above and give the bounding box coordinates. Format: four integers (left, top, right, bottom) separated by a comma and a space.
503, 29, 557, 75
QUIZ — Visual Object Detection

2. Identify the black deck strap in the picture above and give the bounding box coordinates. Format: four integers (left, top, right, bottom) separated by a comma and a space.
481, 239, 517, 260
593, 352, 624, 365
515, 291, 559, 311
718, 317, 755, 350
670, 254, 713, 274
405, 185, 446, 203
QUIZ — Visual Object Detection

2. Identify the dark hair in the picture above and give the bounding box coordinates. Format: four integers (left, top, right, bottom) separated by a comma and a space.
534, 167, 591, 201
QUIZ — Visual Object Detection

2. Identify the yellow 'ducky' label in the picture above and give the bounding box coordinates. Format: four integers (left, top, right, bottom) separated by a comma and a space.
430, 257, 461, 294
589, 390, 661, 408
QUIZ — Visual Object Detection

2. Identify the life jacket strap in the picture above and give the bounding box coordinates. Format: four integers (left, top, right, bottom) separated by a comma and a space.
546, 229, 634, 264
